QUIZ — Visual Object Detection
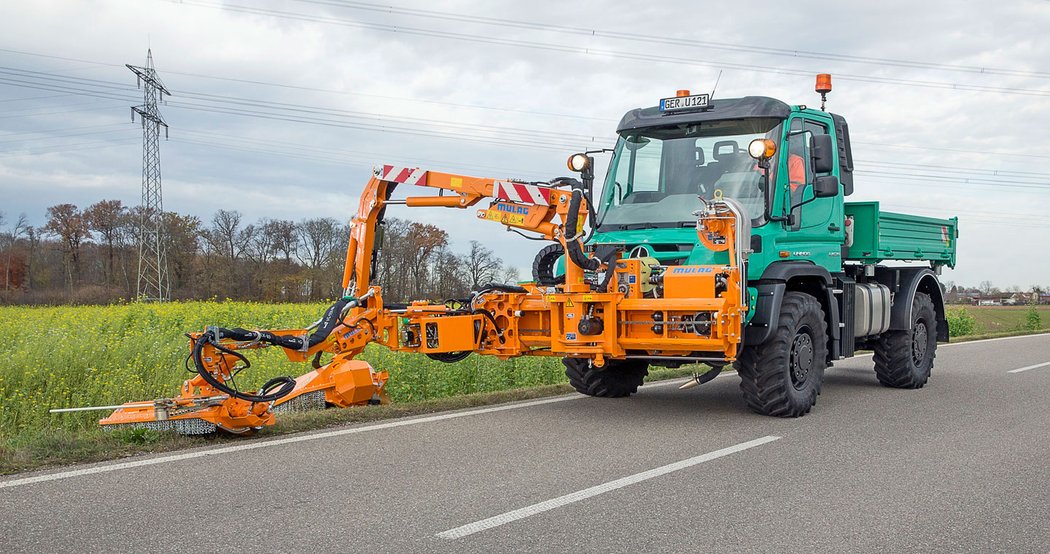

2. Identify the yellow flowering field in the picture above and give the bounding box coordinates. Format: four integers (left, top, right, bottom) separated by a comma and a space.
0, 302, 566, 444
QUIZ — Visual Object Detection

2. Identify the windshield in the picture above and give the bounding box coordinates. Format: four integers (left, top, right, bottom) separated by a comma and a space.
597, 118, 782, 230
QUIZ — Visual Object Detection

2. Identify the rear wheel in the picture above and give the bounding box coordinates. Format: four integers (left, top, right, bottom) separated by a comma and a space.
874, 292, 936, 388
563, 358, 649, 398
734, 291, 828, 417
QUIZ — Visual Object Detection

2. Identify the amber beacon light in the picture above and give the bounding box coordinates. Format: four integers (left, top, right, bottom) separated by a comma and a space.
815, 74, 833, 94
815, 73, 832, 111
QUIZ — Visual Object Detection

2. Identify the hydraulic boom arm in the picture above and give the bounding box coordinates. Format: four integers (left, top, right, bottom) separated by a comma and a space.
100, 161, 747, 434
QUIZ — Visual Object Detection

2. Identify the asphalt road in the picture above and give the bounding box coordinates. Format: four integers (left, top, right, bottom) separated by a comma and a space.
3, 334, 1049, 553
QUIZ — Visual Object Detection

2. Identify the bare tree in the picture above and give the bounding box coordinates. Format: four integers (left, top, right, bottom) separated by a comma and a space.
0, 213, 29, 291
297, 217, 342, 298
206, 209, 245, 261
4, 194, 512, 305
432, 247, 467, 299
24, 225, 39, 291
500, 265, 521, 284
405, 223, 448, 298
44, 204, 90, 291
461, 240, 503, 290
262, 219, 298, 263
84, 200, 125, 285
162, 213, 202, 296
373, 218, 410, 300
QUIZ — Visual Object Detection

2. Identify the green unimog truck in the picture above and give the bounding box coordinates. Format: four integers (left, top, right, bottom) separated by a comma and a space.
565, 81, 958, 416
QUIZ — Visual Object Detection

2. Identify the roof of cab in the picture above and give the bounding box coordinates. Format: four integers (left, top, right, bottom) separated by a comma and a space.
616, 95, 791, 133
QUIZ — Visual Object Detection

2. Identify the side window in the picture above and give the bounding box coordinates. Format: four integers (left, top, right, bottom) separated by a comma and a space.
786, 119, 830, 229
786, 119, 809, 229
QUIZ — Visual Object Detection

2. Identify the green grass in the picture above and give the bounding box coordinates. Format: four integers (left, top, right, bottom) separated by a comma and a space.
962, 305, 1050, 335
0, 302, 568, 451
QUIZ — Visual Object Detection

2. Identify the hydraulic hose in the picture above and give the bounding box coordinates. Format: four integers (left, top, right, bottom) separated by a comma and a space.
190, 294, 372, 403
472, 282, 528, 294
564, 188, 601, 271
192, 332, 297, 403
562, 187, 618, 292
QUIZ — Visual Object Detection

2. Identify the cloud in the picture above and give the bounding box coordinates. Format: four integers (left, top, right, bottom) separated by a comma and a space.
1, 0, 1048, 287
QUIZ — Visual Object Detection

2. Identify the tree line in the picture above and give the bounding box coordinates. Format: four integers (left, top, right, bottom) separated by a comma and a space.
0, 201, 518, 305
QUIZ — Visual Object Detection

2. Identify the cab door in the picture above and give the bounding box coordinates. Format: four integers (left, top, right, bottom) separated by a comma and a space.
775, 113, 844, 272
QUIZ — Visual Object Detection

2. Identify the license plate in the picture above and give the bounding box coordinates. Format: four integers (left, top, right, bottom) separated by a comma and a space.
659, 93, 710, 112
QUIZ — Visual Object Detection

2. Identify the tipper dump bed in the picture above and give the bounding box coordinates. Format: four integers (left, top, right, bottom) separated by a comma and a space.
845, 201, 958, 268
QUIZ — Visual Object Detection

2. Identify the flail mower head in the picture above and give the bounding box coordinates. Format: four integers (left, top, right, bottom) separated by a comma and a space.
97, 331, 388, 435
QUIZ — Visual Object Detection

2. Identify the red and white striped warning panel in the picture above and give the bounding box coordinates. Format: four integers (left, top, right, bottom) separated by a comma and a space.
495, 180, 552, 205
375, 165, 427, 185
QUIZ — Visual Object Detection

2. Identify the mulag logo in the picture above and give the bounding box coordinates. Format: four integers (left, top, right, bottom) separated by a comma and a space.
670, 267, 714, 274
496, 203, 529, 215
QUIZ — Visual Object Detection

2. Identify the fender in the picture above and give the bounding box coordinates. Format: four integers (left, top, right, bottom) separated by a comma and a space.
745, 261, 841, 359
874, 266, 949, 342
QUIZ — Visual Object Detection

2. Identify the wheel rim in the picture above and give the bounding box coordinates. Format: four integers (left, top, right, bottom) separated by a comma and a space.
912, 321, 929, 365
789, 326, 814, 390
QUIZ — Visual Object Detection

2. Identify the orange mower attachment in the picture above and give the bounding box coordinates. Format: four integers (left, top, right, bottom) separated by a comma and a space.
99, 303, 389, 435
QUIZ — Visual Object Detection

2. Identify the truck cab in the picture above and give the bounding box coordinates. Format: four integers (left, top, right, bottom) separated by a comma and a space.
594, 95, 848, 282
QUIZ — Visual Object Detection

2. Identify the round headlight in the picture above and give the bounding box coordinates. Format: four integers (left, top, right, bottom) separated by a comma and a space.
567, 153, 590, 172
748, 138, 776, 160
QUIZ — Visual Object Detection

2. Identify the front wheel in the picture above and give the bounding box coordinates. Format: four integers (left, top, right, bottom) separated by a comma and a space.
734, 291, 828, 417
563, 358, 649, 398
873, 292, 937, 388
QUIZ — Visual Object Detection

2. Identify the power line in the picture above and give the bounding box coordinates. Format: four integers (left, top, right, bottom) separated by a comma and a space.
0, 97, 128, 118
12, 64, 1050, 172
0, 126, 133, 144
0, 47, 613, 123
294, 0, 1050, 79
5, 63, 1050, 190
855, 140, 1050, 161
5, 53, 1050, 163
0, 92, 74, 103
167, 101, 598, 152
168, 0, 1050, 98
855, 170, 1050, 190
172, 89, 601, 143
0, 67, 601, 148
0, 122, 128, 138
857, 159, 1050, 181
0, 136, 139, 157
0, 75, 135, 103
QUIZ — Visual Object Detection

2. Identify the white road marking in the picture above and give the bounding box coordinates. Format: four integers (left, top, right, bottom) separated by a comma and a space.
0, 378, 698, 490
945, 332, 1049, 347
1007, 361, 1050, 374
436, 435, 780, 540
2, 375, 713, 488
0, 395, 586, 489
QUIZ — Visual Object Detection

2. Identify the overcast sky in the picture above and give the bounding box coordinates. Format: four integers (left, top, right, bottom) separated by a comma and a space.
1, 0, 1049, 288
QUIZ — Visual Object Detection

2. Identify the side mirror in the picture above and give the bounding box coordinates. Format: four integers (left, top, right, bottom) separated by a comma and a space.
813, 175, 839, 198
811, 134, 835, 173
